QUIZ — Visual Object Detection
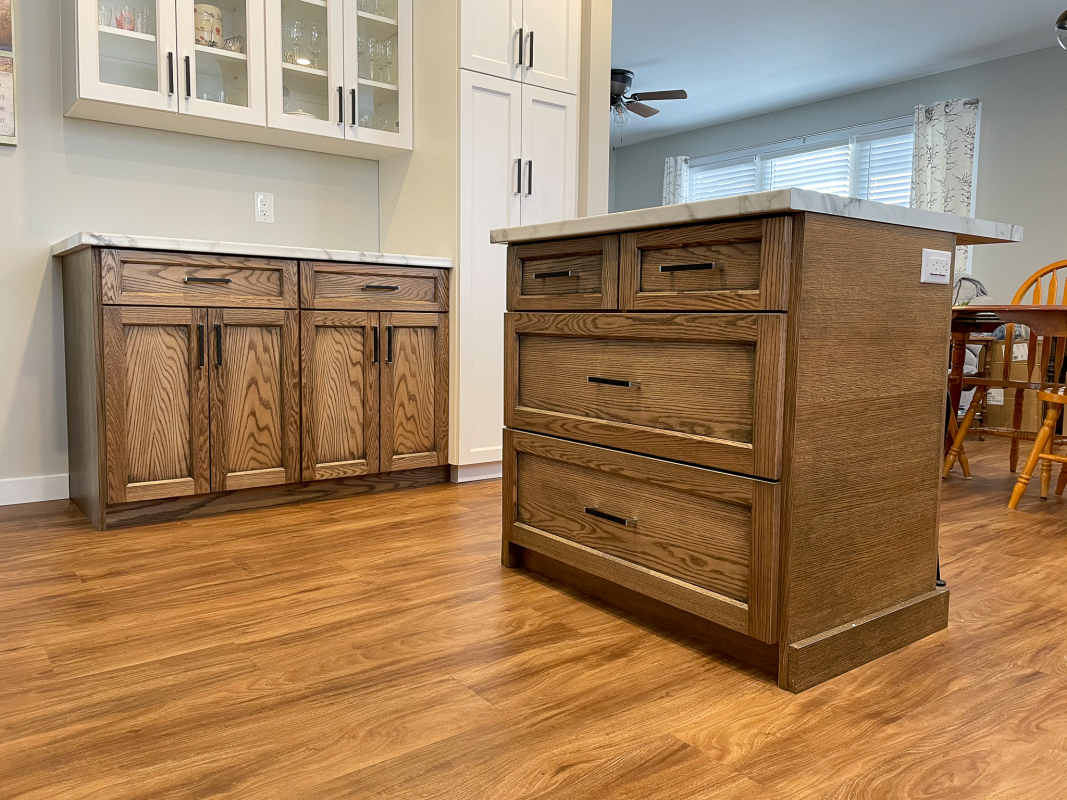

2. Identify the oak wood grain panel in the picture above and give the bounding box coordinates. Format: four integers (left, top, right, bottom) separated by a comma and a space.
304, 264, 448, 312
102, 307, 129, 504
507, 236, 619, 311
758, 216, 793, 311
780, 214, 955, 646
100, 250, 298, 309
210, 309, 300, 492
226, 468, 288, 491
509, 311, 759, 343
125, 477, 196, 502
501, 428, 521, 568
380, 313, 448, 471
300, 311, 379, 481
517, 452, 751, 600
511, 523, 750, 634
61, 248, 107, 529
748, 481, 781, 643
753, 314, 788, 479
786, 588, 949, 692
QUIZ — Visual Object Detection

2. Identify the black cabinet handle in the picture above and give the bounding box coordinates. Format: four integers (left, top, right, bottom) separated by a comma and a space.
527, 30, 534, 70
532, 270, 575, 280
658, 262, 722, 273
183, 276, 232, 284
515, 158, 522, 195
197, 324, 204, 368
184, 55, 191, 99
362, 284, 400, 292
587, 376, 639, 388
337, 86, 344, 124
386, 326, 394, 364
516, 27, 524, 67
524, 160, 533, 196
585, 507, 634, 527
372, 326, 379, 364
167, 52, 175, 96
350, 88, 357, 126
215, 324, 223, 367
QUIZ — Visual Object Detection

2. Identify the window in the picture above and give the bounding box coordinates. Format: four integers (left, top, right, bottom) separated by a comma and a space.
688, 118, 914, 207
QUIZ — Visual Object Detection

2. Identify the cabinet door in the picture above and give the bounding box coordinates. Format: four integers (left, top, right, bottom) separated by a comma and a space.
457, 71, 521, 467
266, 0, 345, 138
75, 0, 179, 112
347, 0, 411, 148
175, 0, 266, 125
103, 306, 210, 504
460, 0, 522, 82
301, 311, 380, 480
209, 309, 300, 491
380, 313, 448, 472
520, 0, 580, 94
519, 84, 578, 227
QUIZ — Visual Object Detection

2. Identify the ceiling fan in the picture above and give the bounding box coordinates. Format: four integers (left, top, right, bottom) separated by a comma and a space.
610, 69, 688, 121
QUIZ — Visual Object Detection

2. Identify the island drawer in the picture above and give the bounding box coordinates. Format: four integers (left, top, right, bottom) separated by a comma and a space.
100, 250, 298, 309
504, 429, 780, 642
620, 217, 792, 312
301, 263, 449, 312
505, 312, 786, 479
507, 235, 619, 311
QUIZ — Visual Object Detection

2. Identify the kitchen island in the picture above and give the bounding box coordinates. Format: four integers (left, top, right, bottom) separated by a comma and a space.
492, 188, 1021, 691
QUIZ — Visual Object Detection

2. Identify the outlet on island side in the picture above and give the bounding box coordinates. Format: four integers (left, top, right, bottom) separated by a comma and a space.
255, 191, 275, 224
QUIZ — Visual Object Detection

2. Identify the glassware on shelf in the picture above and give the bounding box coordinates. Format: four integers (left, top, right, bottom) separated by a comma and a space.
224, 35, 245, 54
363, 37, 377, 79
135, 6, 152, 34
378, 0, 396, 19
307, 25, 322, 70
98, 5, 114, 26
286, 19, 309, 67
115, 5, 136, 31
194, 5, 223, 47
358, 0, 379, 13
382, 39, 395, 85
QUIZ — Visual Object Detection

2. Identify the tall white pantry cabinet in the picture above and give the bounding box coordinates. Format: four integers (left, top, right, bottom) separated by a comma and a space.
454, 0, 580, 480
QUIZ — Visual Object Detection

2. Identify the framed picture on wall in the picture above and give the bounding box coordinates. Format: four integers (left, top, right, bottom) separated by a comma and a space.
0, 0, 15, 146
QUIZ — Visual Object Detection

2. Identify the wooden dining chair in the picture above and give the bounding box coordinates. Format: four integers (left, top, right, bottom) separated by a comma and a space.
943, 260, 1067, 479
1009, 387, 1067, 509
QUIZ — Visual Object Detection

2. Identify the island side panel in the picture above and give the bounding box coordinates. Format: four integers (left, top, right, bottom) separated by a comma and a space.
778, 213, 954, 688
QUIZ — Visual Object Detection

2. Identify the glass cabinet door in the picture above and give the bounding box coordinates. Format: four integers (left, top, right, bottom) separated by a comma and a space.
175, 1, 266, 124
345, 0, 407, 143
79, 0, 178, 111
266, 0, 345, 138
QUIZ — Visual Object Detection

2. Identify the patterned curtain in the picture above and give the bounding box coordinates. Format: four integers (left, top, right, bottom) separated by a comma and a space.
662, 156, 690, 205
911, 99, 981, 275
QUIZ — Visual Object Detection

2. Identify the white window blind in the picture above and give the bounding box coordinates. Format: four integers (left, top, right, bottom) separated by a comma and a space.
688, 118, 914, 206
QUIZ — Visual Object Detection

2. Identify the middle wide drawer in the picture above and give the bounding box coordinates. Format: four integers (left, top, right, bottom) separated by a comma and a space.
505, 312, 786, 479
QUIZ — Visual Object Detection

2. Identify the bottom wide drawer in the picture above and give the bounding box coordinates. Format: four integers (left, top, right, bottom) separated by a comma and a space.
505, 429, 780, 641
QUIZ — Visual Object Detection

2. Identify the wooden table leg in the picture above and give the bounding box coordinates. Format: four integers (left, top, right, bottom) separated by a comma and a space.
947, 332, 970, 455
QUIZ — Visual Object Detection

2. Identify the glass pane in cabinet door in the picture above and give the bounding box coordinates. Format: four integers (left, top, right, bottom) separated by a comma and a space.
356, 0, 399, 135
190, 2, 250, 107
97, 1, 161, 91
280, 0, 331, 122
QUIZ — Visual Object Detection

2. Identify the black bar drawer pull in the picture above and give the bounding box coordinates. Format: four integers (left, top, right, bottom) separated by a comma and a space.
386, 326, 394, 364
372, 326, 379, 364
184, 55, 191, 99
532, 270, 575, 280
658, 262, 722, 273
167, 52, 175, 96
184, 276, 233, 284
584, 507, 635, 527
362, 284, 400, 292
588, 376, 639, 388
215, 324, 223, 367
197, 324, 204, 368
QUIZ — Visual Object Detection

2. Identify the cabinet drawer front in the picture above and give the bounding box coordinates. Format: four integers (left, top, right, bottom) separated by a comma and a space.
506, 312, 786, 479
101, 250, 298, 309
620, 218, 792, 311
505, 430, 780, 641
302, 263, 449, 312
507, 236, 619, 310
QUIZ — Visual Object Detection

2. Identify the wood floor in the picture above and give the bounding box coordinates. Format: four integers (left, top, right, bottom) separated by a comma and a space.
2, 438, 1067, 799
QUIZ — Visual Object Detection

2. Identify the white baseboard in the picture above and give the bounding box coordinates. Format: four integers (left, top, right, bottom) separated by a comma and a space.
0, 474, 70, 507
451, 462, 503, 483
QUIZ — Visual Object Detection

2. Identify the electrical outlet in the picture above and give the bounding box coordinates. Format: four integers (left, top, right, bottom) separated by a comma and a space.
255, 192, 274, 224
920, 248, 951, 285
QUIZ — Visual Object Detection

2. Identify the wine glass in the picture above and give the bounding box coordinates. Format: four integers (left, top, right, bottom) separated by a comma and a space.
286, 20, 306, 66
365, 37, 377, 80
307, 25, 322, 70
383, 39, 395, 85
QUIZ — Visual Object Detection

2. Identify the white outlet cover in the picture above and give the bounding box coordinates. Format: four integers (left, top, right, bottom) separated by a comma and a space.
921, 248, 951, 285
255, 191, 275, 224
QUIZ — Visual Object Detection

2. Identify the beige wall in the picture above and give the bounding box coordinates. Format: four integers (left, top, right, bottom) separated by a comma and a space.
611, 47, 1067, 304
577, 0, 611, 217
0, 0, 380, 495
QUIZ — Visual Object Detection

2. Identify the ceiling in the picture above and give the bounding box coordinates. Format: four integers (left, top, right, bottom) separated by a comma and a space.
611, 0, 1066, 144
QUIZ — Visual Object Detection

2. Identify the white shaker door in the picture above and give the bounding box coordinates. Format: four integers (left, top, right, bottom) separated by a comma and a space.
460, 0, 523, 83
519, 83, 577, 227
520, 0, 579, 94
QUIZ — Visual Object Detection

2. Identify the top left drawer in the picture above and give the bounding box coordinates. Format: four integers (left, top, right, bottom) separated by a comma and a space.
100, 250, 298, 309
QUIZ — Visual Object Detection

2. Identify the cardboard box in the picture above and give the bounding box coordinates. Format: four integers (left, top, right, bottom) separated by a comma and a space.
982, 342, 1044, 432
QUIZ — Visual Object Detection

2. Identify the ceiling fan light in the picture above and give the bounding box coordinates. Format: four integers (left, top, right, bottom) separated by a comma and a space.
613, 103, 631, 127
1058, 10, 1067, 49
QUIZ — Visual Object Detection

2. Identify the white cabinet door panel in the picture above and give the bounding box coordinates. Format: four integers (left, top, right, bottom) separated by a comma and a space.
521, 0, 579, 94
460, 0, 523, 83
457, 71, 522, 466
519, 84, 577, 227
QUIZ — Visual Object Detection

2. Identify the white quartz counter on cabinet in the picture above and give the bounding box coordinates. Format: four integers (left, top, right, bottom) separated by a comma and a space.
52, 233, 453, 269
490, 188, 1023, 246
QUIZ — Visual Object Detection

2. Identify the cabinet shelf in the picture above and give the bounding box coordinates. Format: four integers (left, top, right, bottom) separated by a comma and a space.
358, 77, 397, 91
357, 10, 398, 25
98, 25, 157, 43
295, 0, 329, 6
282, 61, 328, 77
196, 44, 247, 62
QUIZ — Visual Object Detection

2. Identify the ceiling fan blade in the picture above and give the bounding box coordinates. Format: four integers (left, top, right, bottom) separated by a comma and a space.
631, 90, 688, 102
625, 101, 660, 118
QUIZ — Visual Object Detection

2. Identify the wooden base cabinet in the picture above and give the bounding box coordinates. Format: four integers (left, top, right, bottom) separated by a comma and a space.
61, 247, 449, 530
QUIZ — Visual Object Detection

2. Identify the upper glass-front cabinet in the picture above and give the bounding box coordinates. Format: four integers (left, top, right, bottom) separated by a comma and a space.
66, 0, 412, 156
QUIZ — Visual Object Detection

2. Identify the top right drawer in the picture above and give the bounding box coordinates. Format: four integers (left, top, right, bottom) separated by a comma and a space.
620, 216, 793, 312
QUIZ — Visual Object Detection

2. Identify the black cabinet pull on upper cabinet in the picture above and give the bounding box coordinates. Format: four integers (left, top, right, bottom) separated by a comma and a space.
167, 53, 175, 95
184, 56, 191, 99
516, 27, 524, 67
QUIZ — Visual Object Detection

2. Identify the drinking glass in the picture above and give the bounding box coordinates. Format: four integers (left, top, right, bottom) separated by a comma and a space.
365, 37, 377, 80
98, 5, 114, 26
135, 6, 152, 34
115, 5, 135, 31
383, 39, 395, 85
307, 25, 322, 69
359, 0, 378, 13
286, 20, 307, 66
378, 0, 395, 19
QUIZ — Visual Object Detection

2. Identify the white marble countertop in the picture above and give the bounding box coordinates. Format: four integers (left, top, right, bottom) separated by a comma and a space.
491, 188, 1023, 247
51, 233, 454, 269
